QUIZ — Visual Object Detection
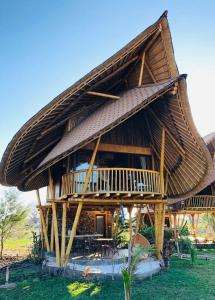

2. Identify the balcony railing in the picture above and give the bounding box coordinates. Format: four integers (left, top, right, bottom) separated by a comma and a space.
177, 195, 215, 210
61, 168, 161, 197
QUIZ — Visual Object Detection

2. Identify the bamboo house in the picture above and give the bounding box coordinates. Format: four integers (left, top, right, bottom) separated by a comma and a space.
0, 11, 213, 270
169, 133, 215, 237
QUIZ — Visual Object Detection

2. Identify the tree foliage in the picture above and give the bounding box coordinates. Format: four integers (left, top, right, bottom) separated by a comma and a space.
0, 188, 29, 259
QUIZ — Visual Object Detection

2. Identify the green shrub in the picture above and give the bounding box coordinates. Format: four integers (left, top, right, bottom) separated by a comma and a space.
138, 225, 154, 243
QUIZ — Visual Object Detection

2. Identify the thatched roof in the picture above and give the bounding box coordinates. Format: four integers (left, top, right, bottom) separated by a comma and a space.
0, 11, 177, 188
0, 11, 213, 204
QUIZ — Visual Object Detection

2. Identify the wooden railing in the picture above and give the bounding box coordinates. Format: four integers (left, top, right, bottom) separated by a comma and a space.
61, 168, 161, 197
177, 195, 215, 210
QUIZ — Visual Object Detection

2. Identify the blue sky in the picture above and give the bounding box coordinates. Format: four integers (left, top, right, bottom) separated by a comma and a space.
0, 1, 215, 202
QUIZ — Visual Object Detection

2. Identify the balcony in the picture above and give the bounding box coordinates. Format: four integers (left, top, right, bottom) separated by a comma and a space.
61, 168, 161, 199
175, 195, 215, 211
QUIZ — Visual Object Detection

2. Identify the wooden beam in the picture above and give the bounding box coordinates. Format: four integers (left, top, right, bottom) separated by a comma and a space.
160, 128, 166, 196
37, 104, 99, 140
138, 52, 145, 86
64, 198, 167, 204
114, 208, 120, 238
145, 113, 170, 175
144, 27, 161, 52
24, 137, 60, 164
148, 108, 186, 157
146, 204, 154, 227
145, 61, 157, 83
64, 137, 101, 266
61, 202, 67, 265
49, 169, 60, 267
84, 142, 152, 156
36, 190, 50, 252
50, 214, 54, 252
88, 55, 138, 90
154, 202, 166, 259
173, 213, 177, 240
128, 207, 133, 242
87, 91, 120, 100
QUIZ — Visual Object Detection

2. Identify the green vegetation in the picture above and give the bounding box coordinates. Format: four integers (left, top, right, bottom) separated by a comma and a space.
0, 257, 215, 300
0, 189, 29, 259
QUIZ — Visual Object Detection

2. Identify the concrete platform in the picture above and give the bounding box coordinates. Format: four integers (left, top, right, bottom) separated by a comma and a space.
44, 249, 161, 280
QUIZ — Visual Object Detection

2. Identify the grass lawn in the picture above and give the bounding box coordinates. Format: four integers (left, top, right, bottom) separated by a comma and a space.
0, 257, 215, 300
4, 236, 32, 257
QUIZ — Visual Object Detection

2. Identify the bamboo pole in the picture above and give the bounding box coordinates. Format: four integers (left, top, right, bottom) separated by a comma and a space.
36, 190, 50, 251
147, 205, 154, 226
114, 208, 120, 238
191, 214, 196, 236
154, 202, 166, 259
128, 207, 133, 242
138, 52, 145, 86
64, 137, 101, 266
61, 202, 67, 265
50, 215, 54, 252
160, 128, 166, 196
195, 214, 199, 238
49, 169, 60, 267
173, 213, 177, 240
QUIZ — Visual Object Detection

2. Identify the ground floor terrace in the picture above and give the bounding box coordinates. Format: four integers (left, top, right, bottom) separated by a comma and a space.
1, 256, 215, 300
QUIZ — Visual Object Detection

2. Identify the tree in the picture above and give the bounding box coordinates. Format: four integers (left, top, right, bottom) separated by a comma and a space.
0, 189, 28, 259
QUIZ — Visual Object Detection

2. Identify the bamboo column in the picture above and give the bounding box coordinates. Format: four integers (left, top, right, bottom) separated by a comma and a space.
61, 202, 67, 265
49, 169, 60, 267
191, 214, 195, 236
128, 207, 133, 242
138, 52, 145, 86
36, 190, 50, 251
160, 128, 166, 197
146, 205, 154, 226
50, 216, 54, 252
114, 208, 120, 238
154, 202, 166, 259
64, 137, 101, 266
173, 213, 177, 240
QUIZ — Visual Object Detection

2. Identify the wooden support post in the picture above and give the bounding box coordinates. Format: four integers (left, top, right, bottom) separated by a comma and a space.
138, 52, 145, 86
128, 207, 133, 242
36, 190, 50, 251
168, 214, 172, 227
154, 202, 166, 259
50, 215, 54, 252
195, 214, 199, 237
148, 108, 185, 157
191, 214, 195, 236
147, 205, 154, 226
61, 202, 67, 265
173, 213, 177, 240
135, 207, 141, 235
64, 137, 101, 266
49, 169, 60, 267
114, 208, 120, 238
160, 128, 166, 196
52, 203, 60, 267
45, 208, 50, 228
180, 214, 186, 228
39, 215, 44, 249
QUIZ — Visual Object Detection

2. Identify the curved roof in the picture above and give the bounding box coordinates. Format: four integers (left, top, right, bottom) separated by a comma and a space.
0, 11, 213, 205
171, 133, 215, 205
21, 75, 213, 205
0, 11, 178, 188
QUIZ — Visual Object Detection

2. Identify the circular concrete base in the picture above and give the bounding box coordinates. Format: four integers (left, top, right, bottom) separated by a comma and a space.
45, 249, 161, 280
